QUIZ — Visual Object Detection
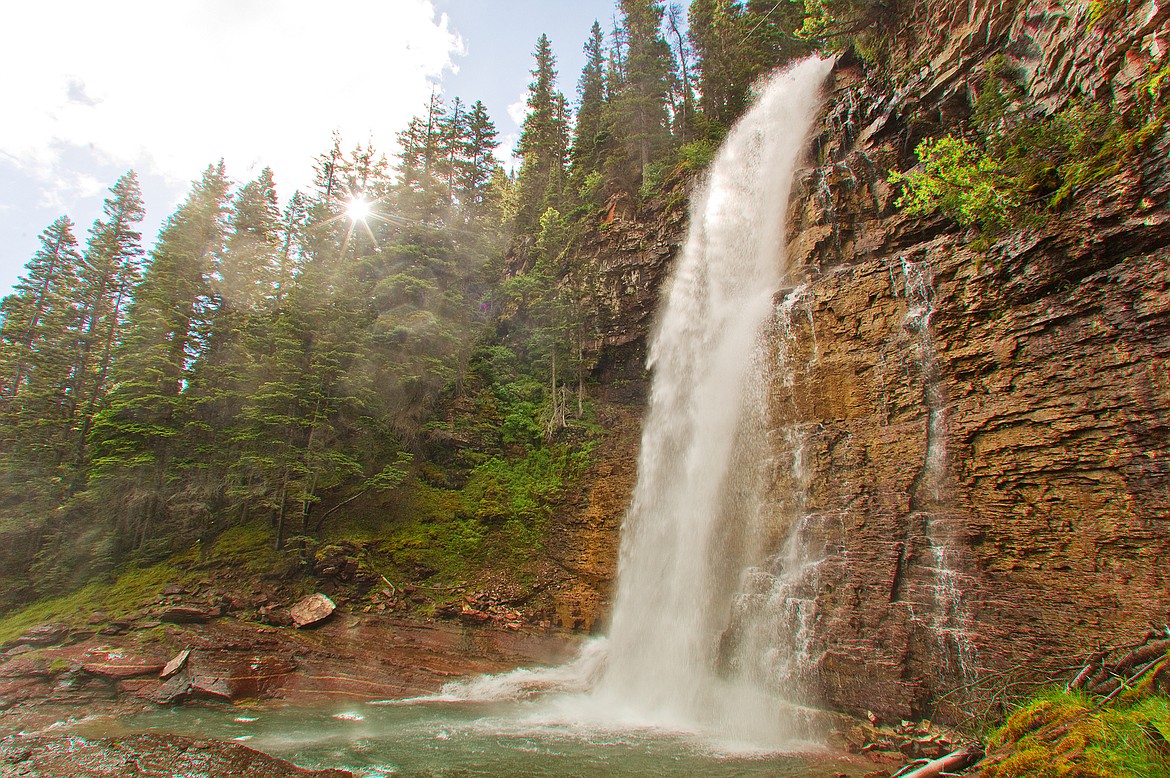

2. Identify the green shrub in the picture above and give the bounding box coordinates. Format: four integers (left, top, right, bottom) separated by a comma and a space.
889, 134, 1020, 238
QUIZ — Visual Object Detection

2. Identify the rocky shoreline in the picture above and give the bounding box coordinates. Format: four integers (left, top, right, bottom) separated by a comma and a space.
0, 606, 984, 777
0, 606, 581, 776
0, 610, 579, 725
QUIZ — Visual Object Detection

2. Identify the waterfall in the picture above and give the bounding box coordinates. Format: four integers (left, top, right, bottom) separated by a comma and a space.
590, 57, 831, 743
427, 57, 831, 749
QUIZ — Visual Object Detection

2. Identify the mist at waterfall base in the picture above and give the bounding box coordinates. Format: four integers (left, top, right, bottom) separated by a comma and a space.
406, 53, 834, 752
70, 57, 853, 775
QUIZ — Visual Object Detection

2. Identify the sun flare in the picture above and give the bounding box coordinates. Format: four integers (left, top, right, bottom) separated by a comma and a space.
346, 198, 372, 221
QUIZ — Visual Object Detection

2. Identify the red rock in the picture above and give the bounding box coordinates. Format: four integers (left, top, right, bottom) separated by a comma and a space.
0, 656, 50, 679
458, 604, 491, 624
116, 677, 161, 698
82, 660, 165, 680
189, 672, 232, 701
161, 648, 191, 679
159, 606, 211, 624
0, 676, 50, 709
13, 623, 70, 647
289, 593, 335, 628
154, 674, 191, 704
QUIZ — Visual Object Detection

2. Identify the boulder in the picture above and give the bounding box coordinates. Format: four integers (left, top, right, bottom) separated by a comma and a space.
159, 607, 211, 624
188, 671, 232, 701
160, 649, 191, 680
13, 623, 69, 647
289, 593, 335, 628
153, 674, 191, 705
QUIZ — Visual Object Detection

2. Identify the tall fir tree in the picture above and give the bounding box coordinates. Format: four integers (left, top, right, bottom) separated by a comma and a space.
570, 21, 610, 194
0, 216, 86, 461
87, 162, 231, 551
221, 167, 281, 311
606, 0, 675, 191
66, 171, 147, 464
274, 190, 309, 309
665, 2, 697, 141
514, 34, 571, 231
689, 0, 809, 134
455, 100, 501, 224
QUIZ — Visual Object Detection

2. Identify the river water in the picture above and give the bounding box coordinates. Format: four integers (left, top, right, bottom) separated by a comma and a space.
76, 698, 868, 776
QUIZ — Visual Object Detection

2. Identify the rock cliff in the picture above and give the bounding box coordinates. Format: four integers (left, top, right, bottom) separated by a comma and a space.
567, 0, 1170, 724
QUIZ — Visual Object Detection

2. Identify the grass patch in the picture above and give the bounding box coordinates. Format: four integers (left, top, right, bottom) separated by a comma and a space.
984, 686, 1170, 777
0, 562, 182, 646
205, 520, 284, 574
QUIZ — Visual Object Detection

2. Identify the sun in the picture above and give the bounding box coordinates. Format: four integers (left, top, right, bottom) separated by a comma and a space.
346, 198, 372, 222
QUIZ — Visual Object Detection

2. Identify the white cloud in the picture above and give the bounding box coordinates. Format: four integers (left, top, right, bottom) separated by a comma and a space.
506, 91, 531, 126
495, 132, 521, 173
1, 0, 464, 197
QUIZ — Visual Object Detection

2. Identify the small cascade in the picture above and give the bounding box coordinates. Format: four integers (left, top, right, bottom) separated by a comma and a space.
715, 285, 825, 704
898, 256, 978, 686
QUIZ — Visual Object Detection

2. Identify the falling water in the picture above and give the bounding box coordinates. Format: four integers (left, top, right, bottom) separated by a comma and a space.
589, 57, 832, 743
899, 256, 978, 686
429, 57, 832, 749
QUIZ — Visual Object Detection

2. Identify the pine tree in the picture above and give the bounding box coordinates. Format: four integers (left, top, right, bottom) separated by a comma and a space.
454, 100, 500, 223
665, 3, 697, 141
439, 96, 467, 208
172, 167, 286, 540
606, 0, 675, 191
222, 167, 281, 311
0, 217, 82, 400
689, 0, 808, 134
87, 162, 231, 550
63, 172, 147, 464
570, 21, 610, 193
274, 190, 309, 309
395, 92, 449, 222
515, 34, 571, 231
0, 217, 86, 460
688, 0, 748, 133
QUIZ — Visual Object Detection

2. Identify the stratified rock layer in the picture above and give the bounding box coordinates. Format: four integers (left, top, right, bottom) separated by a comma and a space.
769, 0, 1170, 722
570, 0, 1170, 724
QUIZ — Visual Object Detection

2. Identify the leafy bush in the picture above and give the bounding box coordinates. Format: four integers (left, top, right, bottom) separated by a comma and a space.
888, 135, 1020, 238
889, 73, 1167, 242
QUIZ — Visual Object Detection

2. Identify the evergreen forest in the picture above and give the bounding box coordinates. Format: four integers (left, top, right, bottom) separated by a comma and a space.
0, 0, 840, 610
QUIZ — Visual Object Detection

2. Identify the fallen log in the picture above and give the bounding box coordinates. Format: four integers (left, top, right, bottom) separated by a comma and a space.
1083, 636, 1169, 693
893, 745, 983, 778
1068, 649, 1107, 691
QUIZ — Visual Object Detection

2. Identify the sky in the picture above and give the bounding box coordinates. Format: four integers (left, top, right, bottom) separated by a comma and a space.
0, 0, 633, 297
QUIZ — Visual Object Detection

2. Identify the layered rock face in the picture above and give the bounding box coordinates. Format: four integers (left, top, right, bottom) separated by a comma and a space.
570, 0, 1170, 724
767, 0, 1170, 722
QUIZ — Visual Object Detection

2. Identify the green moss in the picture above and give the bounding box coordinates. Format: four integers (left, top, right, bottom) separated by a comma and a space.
989, 688, 1093, 748
207, 521, 283, 574
984, 686, 1170, 778
0, 562, 182, 645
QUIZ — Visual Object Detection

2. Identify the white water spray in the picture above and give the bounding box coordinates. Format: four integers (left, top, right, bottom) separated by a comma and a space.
591, 57, 831, 741
430, 57, 831, 748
